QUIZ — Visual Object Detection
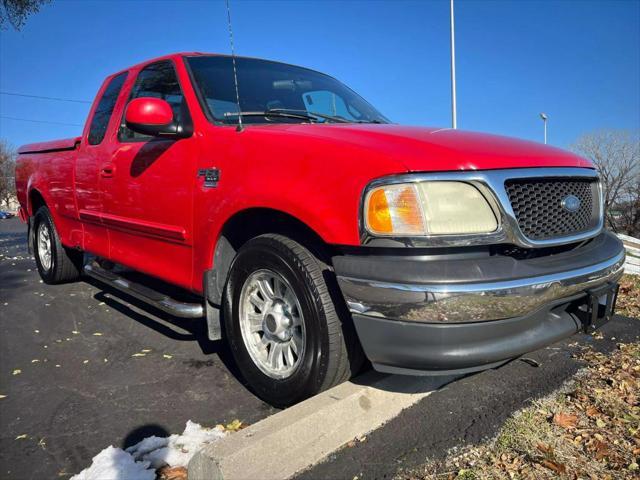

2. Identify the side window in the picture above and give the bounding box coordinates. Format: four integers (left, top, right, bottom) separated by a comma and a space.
88, 72, 128, 145
120, 61, 189, 141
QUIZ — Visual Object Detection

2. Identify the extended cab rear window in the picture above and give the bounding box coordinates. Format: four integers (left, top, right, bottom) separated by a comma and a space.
88, 72, 128, 145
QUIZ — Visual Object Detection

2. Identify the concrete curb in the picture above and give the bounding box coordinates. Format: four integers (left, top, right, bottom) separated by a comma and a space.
188, 372, 455, 480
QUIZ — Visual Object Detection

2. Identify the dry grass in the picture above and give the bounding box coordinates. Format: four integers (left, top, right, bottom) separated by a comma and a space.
398, 275, 640, 480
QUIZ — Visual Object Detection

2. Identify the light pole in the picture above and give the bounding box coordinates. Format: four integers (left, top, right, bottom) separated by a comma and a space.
540, 113, 548, 144
450, 0, 457, 129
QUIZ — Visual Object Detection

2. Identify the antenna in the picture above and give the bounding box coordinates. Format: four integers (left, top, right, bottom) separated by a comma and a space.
450, 0, 457, 129
225, 0, 243, 132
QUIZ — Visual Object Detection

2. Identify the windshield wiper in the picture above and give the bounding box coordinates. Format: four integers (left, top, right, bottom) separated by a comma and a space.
267, 109, 351, 123
355, 119, 385, 124
223, 111, 319, 122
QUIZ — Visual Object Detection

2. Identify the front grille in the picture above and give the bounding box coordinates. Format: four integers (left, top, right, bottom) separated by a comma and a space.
505, 178, 600, 241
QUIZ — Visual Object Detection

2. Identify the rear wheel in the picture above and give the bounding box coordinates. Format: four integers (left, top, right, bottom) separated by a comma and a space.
223, 234, 363, 407
33, 206, 83, 284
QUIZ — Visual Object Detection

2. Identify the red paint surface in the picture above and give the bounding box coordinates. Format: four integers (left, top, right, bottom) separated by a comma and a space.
14, 53, 594, 294
125, 97, 174, 126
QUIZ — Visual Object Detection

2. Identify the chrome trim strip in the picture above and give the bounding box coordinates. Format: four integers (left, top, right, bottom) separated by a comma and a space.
338, 249, 625, 323
360, 167, 603, 248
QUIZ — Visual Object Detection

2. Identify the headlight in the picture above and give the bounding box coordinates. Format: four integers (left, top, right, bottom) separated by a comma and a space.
364, 181, 498, 237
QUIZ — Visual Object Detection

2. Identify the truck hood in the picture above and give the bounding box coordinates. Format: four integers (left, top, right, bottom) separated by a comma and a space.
262, 124, 592, 171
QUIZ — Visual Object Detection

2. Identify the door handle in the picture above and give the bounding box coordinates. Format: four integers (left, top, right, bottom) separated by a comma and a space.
100, 164, 115, 178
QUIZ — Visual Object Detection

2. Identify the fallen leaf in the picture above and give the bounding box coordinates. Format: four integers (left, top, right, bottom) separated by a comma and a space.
0, 394, 6, 399
157, 466, 187, 480
536, 443, 554, 455
596, 418, 606, 428
594, 440, 610, 461
83, 360, 89, 364
31, 359, 39, 363
586, 406, 600, 417
225, 419, 243, 432
540, 459, 566, 474
132, 353, 146, 357
163, 354, 173, 359
15, 434, 28, 440
553, 412, 578, 429
12, 369, 21, 375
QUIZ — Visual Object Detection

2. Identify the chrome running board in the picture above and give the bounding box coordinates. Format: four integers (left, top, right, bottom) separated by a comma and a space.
83, 262, 204, 318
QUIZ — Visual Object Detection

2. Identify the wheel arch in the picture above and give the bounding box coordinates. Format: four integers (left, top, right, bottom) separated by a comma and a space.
205, 207, 338, 308
28, 188, 47, 216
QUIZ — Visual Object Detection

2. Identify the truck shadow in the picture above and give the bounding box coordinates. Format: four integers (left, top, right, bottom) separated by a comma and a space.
84, 276, 243, 381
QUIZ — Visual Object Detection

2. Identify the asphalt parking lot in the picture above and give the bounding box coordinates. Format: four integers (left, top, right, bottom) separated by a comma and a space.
0, 218, 276, 479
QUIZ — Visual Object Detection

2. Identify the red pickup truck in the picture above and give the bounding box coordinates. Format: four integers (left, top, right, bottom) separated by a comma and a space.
15, 52, 625, 406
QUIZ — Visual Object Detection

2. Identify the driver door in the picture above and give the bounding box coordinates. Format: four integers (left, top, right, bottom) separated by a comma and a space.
101, 60, 197, 289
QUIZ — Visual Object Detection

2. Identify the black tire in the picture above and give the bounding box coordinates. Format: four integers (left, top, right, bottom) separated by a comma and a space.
33, 206, 83, 284
223, 234, 363, 407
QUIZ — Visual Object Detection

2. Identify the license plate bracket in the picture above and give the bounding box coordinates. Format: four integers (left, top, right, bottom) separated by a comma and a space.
577, 282, 619, 333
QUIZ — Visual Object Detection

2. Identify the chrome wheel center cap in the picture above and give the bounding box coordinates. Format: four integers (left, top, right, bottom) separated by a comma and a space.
263, 301, 293, 341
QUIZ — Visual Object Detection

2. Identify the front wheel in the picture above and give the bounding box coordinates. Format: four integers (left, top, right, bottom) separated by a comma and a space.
223, 234, 363, 407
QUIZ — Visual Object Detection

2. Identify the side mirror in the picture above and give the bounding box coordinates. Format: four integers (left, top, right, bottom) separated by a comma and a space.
125, 97, 190, 138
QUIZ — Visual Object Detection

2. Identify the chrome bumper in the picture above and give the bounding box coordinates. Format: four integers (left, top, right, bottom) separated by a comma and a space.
336, 237, 626, 324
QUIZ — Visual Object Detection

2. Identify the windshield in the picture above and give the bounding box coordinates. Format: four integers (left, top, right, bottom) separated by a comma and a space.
185, 56, 390, 125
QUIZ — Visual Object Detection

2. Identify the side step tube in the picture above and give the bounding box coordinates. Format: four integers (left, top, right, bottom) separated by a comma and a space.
84, 262, 204, 318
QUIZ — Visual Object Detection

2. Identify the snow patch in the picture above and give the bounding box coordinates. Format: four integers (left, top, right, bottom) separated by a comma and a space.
71, 446, 154, 480
127, 420, 226, 469
71, 421, 226, 480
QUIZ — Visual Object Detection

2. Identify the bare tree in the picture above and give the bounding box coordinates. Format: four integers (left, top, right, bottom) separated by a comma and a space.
571, 130, 640, 235
0, 140, 17, 209
617, 174, 640, 237
0, 0, 50, 30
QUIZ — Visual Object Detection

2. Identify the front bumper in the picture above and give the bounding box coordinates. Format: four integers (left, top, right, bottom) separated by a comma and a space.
334, 231, 625, 374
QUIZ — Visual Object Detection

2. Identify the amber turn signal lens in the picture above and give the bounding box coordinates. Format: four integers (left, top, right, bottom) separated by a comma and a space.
365, 184, 426, 236
367, 188, 392, 233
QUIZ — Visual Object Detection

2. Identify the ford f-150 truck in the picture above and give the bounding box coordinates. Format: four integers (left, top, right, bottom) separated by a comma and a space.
15, 53, 626, 407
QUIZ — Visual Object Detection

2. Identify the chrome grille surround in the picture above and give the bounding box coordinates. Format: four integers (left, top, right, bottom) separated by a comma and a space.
360, 167, 603, 249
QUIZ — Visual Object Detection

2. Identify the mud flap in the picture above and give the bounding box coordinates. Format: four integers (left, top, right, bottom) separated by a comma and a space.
204, 269, 223, 341
27, 216, 34, 254
205, 299, 223, 341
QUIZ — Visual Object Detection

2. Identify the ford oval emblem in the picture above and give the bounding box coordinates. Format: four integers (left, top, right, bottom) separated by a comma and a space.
562, 195, 581, 212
